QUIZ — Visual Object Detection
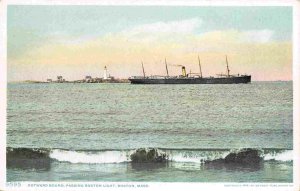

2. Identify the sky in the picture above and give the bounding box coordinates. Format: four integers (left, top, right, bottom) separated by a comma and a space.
7, 6, 292, 81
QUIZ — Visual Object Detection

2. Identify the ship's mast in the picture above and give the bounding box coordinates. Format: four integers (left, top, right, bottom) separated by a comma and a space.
141, 62, 145, 78
226, 55, 230, 77
165, 58, 169, 77
198, 55, 202, 78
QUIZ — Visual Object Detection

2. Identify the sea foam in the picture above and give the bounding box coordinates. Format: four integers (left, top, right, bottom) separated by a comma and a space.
49, 149, 131, 164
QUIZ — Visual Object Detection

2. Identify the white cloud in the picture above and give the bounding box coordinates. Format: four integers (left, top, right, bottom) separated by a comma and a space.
192, 29, 275, 45
47, 18, 203, 44
128, 18, 202, 34
120, 18, 202, 42
241, 29, 274, 43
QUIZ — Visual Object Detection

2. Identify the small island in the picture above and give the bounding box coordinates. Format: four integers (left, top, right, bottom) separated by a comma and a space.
22, 66, 130, 84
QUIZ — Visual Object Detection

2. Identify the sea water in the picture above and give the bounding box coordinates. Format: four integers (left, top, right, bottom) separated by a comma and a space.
6, 82, 293, 182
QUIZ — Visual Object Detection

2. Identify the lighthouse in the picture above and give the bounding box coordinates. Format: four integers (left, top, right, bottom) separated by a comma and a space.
103, 66, 108, 80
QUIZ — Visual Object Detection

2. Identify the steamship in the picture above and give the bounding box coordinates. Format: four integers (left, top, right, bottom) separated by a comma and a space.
128, 56, 251, 84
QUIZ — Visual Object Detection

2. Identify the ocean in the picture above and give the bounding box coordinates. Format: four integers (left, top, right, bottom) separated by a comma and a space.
6, 82, 293, 182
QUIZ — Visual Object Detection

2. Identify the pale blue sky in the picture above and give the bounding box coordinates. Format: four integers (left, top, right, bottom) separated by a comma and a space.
8, 6, 292, 59
7, 6, 293, 81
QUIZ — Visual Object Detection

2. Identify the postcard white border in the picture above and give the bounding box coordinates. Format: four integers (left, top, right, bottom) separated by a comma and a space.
0, 0, 299, 191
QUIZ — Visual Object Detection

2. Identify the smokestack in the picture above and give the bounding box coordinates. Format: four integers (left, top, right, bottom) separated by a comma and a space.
182, 66, 186, 77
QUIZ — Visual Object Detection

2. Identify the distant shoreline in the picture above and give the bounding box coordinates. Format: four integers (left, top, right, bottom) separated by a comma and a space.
7, 80, 292, 84
8, 79, 131, 84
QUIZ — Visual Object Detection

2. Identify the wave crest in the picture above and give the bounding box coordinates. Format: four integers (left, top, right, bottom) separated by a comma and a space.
6, 147, 293, 164
49, 149, 131, 164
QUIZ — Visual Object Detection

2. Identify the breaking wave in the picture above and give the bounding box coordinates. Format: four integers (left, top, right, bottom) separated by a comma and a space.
7, 147, 293, 165
50, 149, 132, 164
262, 150, 293, 162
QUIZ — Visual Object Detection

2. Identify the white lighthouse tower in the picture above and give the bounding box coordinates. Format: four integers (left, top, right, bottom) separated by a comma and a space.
103, 66, 108, 80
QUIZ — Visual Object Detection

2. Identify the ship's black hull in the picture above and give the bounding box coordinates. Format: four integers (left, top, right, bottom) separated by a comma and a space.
129, 76, 251, 84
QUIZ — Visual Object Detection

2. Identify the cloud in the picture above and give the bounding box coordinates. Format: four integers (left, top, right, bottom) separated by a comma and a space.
241, 29, 274, 43
194, 29, 275, 45
8, 22, 291, 82
120, 18, 202, 42
50, 19, 273, 46
126, 18, 202, 34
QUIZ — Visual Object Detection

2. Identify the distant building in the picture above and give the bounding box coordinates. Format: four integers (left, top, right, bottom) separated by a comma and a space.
103, 66, 114, 80
57, 76, 63, 82
46, 79, 52, 83
103, 66, 108, 80
57, 76, 66, 83
85, 75, 92, 83
94, 77, 102, 83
